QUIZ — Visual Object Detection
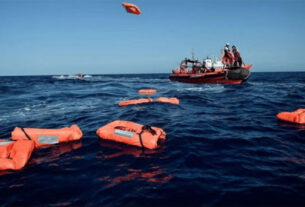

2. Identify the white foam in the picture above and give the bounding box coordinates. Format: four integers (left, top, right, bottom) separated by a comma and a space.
185, 87, 205, 92
24, 107, 31, 111
52, 75, 93, 80
177, 85, 225, 93
52, 75, 66, 79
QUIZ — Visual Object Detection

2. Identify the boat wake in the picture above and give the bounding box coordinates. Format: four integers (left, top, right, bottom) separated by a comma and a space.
177, 85, 225, 93
52, 75, 92, 80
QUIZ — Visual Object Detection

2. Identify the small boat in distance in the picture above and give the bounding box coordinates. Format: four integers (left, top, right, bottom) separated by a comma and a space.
52, 74, 92, 80
169, 56, 252, 84
76, 73, 84, 78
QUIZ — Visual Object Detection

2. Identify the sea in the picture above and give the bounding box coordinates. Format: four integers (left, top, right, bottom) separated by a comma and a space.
0, 72, 305, 206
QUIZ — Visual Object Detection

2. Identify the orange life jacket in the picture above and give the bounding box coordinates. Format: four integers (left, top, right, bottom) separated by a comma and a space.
277, 108, 305, 124
156, 97, 180, 105
233, 49, 241, 62
119, 98, 153, 107
222, 52, 234, 65
122, 3, 141, 15
138, 89, 156, 95
97, 120, 166, 149
0, 139, 35, 170
11, 125, 83, 147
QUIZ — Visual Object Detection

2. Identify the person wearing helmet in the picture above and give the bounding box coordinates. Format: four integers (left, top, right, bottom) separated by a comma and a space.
232, 45, 243, 67
225, 43, 230, 51
222, 43, 234, 67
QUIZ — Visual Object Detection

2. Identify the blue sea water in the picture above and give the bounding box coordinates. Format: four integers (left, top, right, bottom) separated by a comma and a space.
0, 72, 305, 206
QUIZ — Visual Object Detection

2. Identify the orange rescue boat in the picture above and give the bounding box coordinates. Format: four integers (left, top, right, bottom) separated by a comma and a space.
169, 57, 252, 84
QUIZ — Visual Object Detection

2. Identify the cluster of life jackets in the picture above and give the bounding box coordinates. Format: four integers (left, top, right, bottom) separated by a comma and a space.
119, 89, 180, 107
1, 85, 303, 172
0, 125, 83, 171
0, 120, 167, 171
0, 89, 181, 172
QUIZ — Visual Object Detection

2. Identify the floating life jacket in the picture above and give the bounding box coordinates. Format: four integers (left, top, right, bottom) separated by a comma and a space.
138, 89, 157, 95
0, 139, 35, 170
277, 108, 305, 124
156, 97, 179, 105
11, 125, 83, 147
119, 98, 153, 107
96, 120, 166, 149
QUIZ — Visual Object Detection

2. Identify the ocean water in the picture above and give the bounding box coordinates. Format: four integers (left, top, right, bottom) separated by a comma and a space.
0, 72, 305, 206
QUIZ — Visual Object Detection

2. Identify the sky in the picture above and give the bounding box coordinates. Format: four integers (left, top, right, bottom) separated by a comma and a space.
0, 0, 305, 75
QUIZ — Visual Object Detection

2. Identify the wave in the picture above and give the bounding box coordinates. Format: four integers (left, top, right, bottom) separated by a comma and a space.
177, 85, 225, 93
52, 75, 169, 84
52, 74, 93, 80
1, 72, 305, 206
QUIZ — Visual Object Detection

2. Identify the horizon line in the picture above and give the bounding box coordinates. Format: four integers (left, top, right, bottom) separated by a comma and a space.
1, 70, 305, 77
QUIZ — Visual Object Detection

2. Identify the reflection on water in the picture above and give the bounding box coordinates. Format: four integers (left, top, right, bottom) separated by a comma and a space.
1, 73, 305, 206
278, 121, 305, 130
29, 140, 83, 166
98, 139, 165, 158
107, 167, 172, 188
0, 140, 82, 177
97, 139, 172, 187
98, 165, 173, 188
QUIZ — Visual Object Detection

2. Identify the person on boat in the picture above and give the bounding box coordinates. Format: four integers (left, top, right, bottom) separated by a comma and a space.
180, 58, 188, 73
222, 43, 234, 67
224, 43, 230, 52
192, 59, 201, 73
232, 45, 243, 67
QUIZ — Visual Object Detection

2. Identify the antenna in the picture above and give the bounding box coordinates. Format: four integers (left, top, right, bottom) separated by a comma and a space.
192, 49, 195, 60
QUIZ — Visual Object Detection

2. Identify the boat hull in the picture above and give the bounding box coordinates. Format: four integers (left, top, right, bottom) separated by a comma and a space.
169, 64, 252, 84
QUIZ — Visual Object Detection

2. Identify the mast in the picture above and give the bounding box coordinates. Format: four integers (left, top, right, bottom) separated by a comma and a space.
192, 49, 195, 61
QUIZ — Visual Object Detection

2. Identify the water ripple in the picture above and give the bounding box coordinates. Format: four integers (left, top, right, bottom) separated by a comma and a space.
0, 72, 305, 206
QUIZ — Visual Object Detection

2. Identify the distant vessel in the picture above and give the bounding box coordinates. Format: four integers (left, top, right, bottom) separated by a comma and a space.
76, 73, 84, 78
169, 56, 252, 84
52, 74, 92, 80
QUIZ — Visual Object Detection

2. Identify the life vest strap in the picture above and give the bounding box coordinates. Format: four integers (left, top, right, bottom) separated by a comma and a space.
138, 125, 157, 149
142, 125, 156, 135
20, 128, 32, 141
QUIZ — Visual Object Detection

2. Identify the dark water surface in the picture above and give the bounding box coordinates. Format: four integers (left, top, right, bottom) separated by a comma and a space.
0, 72, 305, 206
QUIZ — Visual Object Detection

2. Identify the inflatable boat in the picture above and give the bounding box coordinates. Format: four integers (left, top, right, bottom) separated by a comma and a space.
169, 57, 252, 84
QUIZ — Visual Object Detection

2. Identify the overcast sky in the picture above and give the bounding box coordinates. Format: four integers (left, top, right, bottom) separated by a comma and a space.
1, 0, 305, 75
